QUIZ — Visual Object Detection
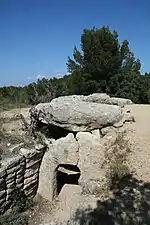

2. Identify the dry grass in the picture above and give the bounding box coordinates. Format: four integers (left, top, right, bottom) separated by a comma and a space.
102, 130, 132, 189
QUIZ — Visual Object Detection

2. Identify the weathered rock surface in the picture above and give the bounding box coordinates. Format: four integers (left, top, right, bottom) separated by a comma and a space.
32, 99, 123, 132
37, 129, 122, 200
37, 144, 56, 201
52, 133, 79, 165
84, 93, 133, 106
51, 93, 133, 106
84, 93, 112, 104
110, 97, 133, 106
38, 133, 79, 200
101, 126, 117, 136
51, 95, 85, 103
76, 132, 108, 194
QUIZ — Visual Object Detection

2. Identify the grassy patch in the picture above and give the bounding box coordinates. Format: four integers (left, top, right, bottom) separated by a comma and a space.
103, 130, 132, 189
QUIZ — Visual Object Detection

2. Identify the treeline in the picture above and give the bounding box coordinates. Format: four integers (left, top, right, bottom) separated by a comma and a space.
1, 26, 150, 110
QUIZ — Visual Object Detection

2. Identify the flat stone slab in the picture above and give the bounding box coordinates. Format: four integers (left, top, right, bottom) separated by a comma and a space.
31, 99, 123, 132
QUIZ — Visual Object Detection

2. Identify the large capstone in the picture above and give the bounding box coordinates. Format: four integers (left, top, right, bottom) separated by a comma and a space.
31, 97, 123, 132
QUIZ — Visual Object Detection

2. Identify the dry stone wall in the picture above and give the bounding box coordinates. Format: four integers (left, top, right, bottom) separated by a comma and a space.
0, 147, 45, 214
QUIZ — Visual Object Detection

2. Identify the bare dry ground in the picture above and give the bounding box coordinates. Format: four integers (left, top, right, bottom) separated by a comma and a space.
124, 104, 150, 182
1, 104, 150, 224
0, 107, 30, 137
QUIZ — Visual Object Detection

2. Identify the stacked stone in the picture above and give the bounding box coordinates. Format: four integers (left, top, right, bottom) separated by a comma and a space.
0, 148, 45, 214
22, 149, 44, 198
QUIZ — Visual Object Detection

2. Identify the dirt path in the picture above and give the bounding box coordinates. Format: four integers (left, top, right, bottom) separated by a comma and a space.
125, 104, 150, 182
29, 185, 98, 225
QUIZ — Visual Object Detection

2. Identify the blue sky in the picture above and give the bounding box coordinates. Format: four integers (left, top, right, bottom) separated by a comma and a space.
0, 0, 150, 86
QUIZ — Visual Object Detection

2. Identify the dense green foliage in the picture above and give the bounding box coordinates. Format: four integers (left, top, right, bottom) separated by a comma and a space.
67, 26, 150, 102
1, 26, 150, 109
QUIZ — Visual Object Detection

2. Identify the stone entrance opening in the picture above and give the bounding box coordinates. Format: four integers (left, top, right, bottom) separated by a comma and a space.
56, 164, 80, 195
35, 121, 77, 140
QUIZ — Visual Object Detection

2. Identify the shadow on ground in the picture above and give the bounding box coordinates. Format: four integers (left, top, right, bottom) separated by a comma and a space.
72, 175, 150, 225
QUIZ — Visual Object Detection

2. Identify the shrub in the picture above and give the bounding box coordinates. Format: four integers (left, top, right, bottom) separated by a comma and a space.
0, 212, 28, 225
0, 189, 34, 225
